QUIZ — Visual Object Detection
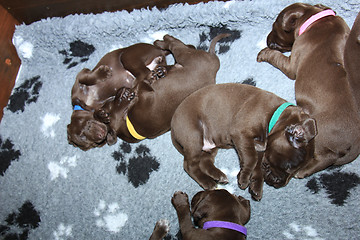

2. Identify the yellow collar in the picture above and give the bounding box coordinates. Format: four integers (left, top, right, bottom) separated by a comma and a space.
126, 116, 146, 140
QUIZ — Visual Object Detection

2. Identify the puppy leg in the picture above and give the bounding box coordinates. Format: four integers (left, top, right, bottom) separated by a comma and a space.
154, 35, 193, 65
232, 136, 259, 190
184, 157, 217, 190
248, 152, 264, 201
149, 219, 169, 240
171, 192, 196, 236
199, 156, 229, 185
257, 47, 296, 80
77, 65, 112, 85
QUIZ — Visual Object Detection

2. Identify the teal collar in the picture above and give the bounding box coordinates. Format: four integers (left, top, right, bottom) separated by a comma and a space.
268, 102, 295, 134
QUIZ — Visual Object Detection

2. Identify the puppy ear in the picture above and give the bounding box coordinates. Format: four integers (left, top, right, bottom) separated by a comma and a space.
282, 11, 304, 32
285, 118, 317, 149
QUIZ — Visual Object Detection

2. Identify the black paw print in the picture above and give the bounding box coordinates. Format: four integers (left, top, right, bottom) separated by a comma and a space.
7, 76, 42, 113
59, 40, 95, 69
306, 170, 360, 206
198, 25, 242, 54
112, 142, 160, 188
0, 201, 41, 240
0, 136, 21, 176
240, 77, 256, 86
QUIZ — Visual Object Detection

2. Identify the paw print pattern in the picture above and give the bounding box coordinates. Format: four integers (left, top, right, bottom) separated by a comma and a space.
306, 170, 360, 206
0, 201, 41, 240
198, 25, 241, 54
283, 222, 324, 240
47, 155, 78, 181
94, 200, 128, 233
112, 142, 160, 188
59, 40, 95, 69
7, 76, 42, 113
240, 77, 256, 86
53, 223, 73, 240
0, 136, 21, 176
41, 113, 60, 138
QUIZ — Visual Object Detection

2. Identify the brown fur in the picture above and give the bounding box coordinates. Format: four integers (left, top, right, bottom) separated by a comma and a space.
170, 190, 250, 240
257, 3, 360, 178
67, 43, 168, 150
171, 83, 317, 200
94, 34, 229, 145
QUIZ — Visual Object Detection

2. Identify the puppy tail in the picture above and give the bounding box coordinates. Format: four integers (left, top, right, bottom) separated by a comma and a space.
208, 33, 231, 54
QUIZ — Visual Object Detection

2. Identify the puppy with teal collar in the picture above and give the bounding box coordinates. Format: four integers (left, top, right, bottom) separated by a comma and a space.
171, 83, 317, 200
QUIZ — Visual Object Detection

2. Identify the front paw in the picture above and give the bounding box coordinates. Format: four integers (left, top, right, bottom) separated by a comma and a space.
237, 171, 250, 190
257, 47, 273, 62
154, 66, 167, 79
171, 191, 189, 209
153, 219, 170, 236
94, 109, 110, 123
118, 88, 136, 102
97, 65, 112, 80
248, 177, 264, 201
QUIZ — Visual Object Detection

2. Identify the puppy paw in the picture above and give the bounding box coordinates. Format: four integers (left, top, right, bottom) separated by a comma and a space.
153, 219, 170, 236
154, 66, 167, 79
257, 47, 272, 62
237, 171, 250, 190
248, 178, 263, 201
94, 109, 110, 123
171, 191, 189, 208
118, 88, 135, 102
97, 65, 113, 80
154, 40, 168, 50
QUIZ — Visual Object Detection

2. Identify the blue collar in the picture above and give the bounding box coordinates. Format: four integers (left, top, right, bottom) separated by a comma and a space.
73, 105, 85, 111
268, 102, 295, 134
203, 220, 247, 236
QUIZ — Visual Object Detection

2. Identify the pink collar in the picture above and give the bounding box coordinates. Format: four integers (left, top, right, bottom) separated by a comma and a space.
298, 9, 336, 36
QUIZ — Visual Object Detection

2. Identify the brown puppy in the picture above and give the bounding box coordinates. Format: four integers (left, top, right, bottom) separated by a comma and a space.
257, 3, 360, 178
67, 43, 168, 150
171, 83, 317, 200
344, 12, 360, 113
94, 34, 229, 145
171, 190, 250, 240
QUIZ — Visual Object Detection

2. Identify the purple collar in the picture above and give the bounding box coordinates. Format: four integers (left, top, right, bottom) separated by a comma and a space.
203, 220, 247, 236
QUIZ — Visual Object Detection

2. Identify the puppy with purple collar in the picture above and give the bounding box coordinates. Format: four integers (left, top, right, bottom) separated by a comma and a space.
171, 189, 250, 240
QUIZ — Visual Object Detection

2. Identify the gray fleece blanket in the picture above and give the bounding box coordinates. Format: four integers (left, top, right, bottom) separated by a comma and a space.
1, 0, 360, 239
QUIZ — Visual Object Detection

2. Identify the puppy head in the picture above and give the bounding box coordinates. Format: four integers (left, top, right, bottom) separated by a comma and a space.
261, 108, 317, 188
266, 3, 332, 52
67, 110, 111, 151
190, 189, 251, 227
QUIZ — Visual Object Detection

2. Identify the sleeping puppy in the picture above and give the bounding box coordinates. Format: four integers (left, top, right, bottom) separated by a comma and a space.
257, 3, 360, 178
91, 34, 229, 146
171, 190, 250, 240
67, 43, 168, 150
171, 83, 317, 200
